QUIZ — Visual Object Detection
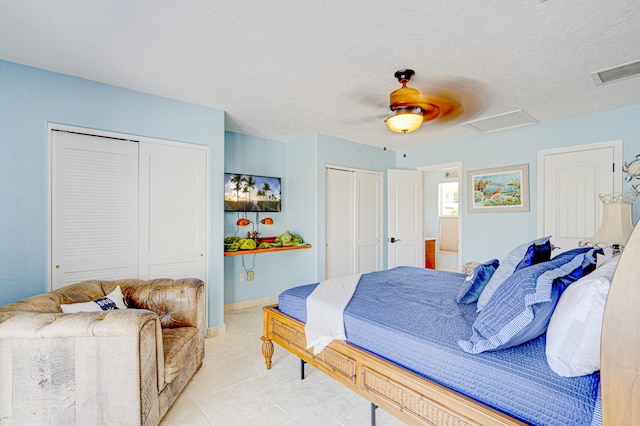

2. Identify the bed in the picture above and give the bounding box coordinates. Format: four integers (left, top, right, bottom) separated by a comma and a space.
261, 224, 640, 425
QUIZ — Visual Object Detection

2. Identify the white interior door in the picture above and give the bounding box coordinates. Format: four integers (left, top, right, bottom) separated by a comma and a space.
51, 130, 139, 289
139, 141, 207, 280
388, 169, 423, 268
326, 168, 355, 278
355, 171, 382, 274
540, 141, 621, 254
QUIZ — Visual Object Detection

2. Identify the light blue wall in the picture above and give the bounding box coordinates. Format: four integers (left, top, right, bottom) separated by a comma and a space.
284, 134, 319, 286
223, 132, 394, 304
0, 60, 226, 328
399, 105, 640, 263
223, 132, 317, 302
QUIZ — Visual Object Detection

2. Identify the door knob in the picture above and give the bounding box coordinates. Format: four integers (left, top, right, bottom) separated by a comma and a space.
389, 237, 401, 243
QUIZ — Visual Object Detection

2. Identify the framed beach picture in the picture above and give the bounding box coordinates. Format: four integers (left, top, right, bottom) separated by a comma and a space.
467, 163, 529, 213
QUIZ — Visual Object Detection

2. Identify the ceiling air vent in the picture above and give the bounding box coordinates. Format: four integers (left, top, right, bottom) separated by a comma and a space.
461, 110, 539, 134
591, 60, 640, 86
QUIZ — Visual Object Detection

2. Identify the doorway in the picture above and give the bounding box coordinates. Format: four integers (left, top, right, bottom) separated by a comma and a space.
420, 162, 462, 272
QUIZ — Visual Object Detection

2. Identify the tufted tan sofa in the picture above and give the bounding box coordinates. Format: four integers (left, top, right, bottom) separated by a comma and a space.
0, 278, 205, 426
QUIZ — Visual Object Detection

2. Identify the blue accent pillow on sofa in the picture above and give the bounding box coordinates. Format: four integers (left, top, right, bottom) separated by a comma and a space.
476, 236, 552, 311
458, 247, 602, 354
457, 259, 500, 304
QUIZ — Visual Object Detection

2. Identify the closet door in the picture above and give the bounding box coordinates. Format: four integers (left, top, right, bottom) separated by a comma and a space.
326, 167, 382, 279
138, 142, 206, 280
355, 171, 381, 274
51, 131, 139, 289
326, 168, 355, 279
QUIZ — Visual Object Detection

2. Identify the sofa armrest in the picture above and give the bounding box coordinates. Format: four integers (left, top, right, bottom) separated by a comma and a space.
0, 309, 158, 338
124, 278, 205, 331
0, 309, 164, 425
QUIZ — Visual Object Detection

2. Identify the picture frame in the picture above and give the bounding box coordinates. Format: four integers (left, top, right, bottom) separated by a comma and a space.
467, 163, 529, 213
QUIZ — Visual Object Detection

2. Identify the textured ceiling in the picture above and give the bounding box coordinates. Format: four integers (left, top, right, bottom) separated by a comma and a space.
1, 0, 640, 150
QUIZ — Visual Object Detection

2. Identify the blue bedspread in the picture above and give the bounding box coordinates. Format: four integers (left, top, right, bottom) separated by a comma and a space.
278, 266, 600, 426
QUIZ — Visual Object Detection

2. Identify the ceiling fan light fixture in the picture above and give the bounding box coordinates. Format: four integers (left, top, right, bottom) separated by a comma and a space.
385, 108, 423, 133
383, 69, 462, 134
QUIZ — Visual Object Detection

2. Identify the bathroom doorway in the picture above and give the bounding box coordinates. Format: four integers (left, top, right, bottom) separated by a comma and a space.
420, 162, 462, 272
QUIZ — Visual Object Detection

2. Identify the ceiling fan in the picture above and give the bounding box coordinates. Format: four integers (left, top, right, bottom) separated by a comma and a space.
385, 69, 463, 134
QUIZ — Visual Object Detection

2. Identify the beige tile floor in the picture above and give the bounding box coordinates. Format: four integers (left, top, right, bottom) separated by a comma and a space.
160, 306, 406, 426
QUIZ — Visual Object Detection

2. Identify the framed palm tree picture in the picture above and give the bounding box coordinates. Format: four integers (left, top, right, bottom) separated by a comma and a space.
224, 173, 281, 212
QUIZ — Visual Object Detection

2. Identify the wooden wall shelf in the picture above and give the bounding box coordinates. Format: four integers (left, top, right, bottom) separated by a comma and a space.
224, 244, 312, 257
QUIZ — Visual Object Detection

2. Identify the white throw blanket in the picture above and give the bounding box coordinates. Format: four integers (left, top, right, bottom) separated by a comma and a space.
305, 274, 362, 355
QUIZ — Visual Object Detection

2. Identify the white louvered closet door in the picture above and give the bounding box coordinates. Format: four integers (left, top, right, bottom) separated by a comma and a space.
138, 142, 206, 280
51, 131, 139, 289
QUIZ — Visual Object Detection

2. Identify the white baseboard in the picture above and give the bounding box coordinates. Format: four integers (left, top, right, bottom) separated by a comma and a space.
206, 295, 278, 338
206, 324, 226, 338
224, 295, 278, 313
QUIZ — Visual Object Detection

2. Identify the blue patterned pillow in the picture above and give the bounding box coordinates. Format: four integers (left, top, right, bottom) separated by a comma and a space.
458, 247, 602, 354
476, 236, 551, 311
456, 259, 500, 304
516, 238, 552, 270
551, 247, 600, 288
60, 286, 129, 313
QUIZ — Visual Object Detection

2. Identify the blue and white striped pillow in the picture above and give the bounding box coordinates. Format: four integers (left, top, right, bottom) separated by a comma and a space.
458, 247, 602, 354
476, 236, 551, 311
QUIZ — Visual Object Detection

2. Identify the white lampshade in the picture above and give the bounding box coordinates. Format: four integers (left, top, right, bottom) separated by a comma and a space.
580, 192, 637, 250
385, 110, 423, 133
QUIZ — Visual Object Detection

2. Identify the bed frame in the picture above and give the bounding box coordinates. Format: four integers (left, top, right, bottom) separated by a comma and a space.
261, 223, 640, 425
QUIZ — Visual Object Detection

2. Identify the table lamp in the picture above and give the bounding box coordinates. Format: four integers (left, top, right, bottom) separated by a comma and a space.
580, 192, 637, 256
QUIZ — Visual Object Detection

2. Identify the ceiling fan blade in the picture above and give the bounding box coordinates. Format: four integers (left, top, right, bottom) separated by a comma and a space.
422, 96, 463, 120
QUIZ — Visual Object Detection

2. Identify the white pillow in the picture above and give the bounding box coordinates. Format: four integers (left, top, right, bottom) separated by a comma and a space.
545, 256, 619, 377
60, 286, 128, 313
